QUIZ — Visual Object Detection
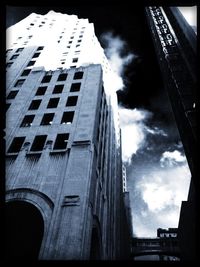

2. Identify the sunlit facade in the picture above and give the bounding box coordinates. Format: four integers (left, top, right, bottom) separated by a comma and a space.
5, 11, 131, 260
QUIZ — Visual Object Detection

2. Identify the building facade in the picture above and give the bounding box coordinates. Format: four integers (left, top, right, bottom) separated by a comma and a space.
5, 11, 131, 260
145, 6, 197, 261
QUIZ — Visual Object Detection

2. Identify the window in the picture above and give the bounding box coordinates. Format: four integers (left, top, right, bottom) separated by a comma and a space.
30, 135, 47, 151
74, 71, 83, 79
70, 83, 81, 92
30, 23, 34, 26
10, 54, 19, 60
79, 35, 83, 38
57, 73, 68, 81
53, 133, 69, 150
14, 79, 25, 87
28, 99, 42, 110
61, 111, 74, 124
41, 75, 52, 83
27, 60, 35, 67
37, 46, 44, 51
32, 52, 40, 58
47, 98, 59, 108
77, 39, 82, 43
66, 96, 78, 106
7, 90, 19, 99
7, 137, 25, 153
52, 84, 64, 94
21, 69, 31, 76
6, 49, 13, 53
6, 62, 13, 68
72, 58, 78, 63
16, 48, 24, 53
6, 103, 11, 111
20, 115, 35, 127
35, 86, 47, 96
68, 41, 72, 44
40, 113, 54, 125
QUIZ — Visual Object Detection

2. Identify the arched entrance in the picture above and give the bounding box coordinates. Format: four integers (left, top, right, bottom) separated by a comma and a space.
90, 227, 101, 260
5, 200, 44, 260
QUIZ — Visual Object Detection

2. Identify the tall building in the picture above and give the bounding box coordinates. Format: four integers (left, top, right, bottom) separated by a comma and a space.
5, 11, 131, 260
145, 6, 197, 261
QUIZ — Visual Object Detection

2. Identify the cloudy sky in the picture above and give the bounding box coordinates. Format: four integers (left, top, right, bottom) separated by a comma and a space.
6, 2, 196, 237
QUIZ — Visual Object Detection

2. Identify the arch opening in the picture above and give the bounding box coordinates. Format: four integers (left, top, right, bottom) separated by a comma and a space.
89, 227, 101, 260
5, 200, 44, 260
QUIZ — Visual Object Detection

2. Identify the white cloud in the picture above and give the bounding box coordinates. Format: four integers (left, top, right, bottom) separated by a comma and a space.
131, 162, 191, 237
138, 164, 190, 212
100, 32, 136, 90
119, 107, 152, 164
160, 150, 186, 167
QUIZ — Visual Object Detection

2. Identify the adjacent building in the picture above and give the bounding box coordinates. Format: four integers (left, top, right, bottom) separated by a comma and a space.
145, 6, 197, 261
5, 11, 132, 260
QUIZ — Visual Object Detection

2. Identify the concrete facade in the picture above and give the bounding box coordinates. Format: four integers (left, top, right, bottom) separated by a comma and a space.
6, 11, 132, 260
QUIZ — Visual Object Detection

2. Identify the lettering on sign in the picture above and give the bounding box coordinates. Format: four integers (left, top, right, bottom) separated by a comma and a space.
149, 7, 178, 55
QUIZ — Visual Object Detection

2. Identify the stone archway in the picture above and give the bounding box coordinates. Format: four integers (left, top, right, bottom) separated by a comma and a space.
5, 200, 44, 260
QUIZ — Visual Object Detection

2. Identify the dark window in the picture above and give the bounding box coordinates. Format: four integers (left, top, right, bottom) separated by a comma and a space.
30, 23, 34, 26
21, 69, 31, 76
35, 86, 47, 96
32, 52, 40, 58
20, 115, 35, 127
6, 63, 13, 68
61, 111, 74, 124
14, 79, 25, 87
30, 135, 47, 151
57, 73, 68, 81
16, 48, 24, 53
79, 35, 83, 38
52, 84, 64, 94
27, 61, 35, 67
68, 41, 72, 44
40, 113, 54, 125
37, 46, 44, 51
66, 96, 78, 106
6, 103, 11, 111
41, 75, 52, 83
7, 90, 19, 99
7, 137, 25, 153
74, 71, 83, 80
77, 40, 82, 43
6, 49, 13, 53
47, 98, 59, 108
53, 133, 69, 150
76, 45, 80, 48
70, 83, 81, 92
72, 58, 78, 63
10, 54, 19, 60
28, 99, 42, 110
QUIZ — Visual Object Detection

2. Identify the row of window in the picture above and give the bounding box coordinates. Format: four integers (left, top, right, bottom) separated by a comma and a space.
6, 46, 43, 70
7, 133, 70, 154
12, 71, 83, 90
20, 111, 74, 127
27, 95, 78, 110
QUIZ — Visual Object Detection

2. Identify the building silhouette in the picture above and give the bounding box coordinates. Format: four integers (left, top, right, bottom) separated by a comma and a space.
5, 11, 132, 260
132, 228, 180, 261
145, 6, 197, 261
